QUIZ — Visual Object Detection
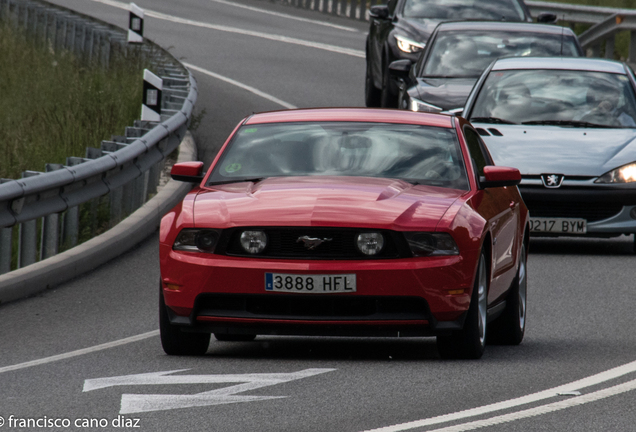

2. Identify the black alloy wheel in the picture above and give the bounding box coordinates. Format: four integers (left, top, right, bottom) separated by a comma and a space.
159, 282, 210, 356
489, 239, 527, 345
437, 251, 488, 359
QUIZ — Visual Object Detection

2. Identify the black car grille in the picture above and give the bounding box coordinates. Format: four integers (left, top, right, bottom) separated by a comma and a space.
194, 294, 430, 321
525, 201, 622, 222
220, 227, 405, 259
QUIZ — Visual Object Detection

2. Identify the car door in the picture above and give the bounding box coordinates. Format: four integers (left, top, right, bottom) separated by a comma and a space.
464, 126, 518, 303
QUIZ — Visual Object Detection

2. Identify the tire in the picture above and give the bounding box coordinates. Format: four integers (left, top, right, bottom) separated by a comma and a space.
380, 56, 398, 108
214, 333, 256, 342
365, 56, 382, 107
437, 252, 488, 359
489, 241, 527, 345
159, 285, 210, 356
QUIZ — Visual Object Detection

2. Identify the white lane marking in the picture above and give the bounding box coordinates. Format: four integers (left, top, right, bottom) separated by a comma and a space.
0, 330, 159, 375
424, 378, 636, 432
362, 359, 636, 432
90, 0, 365, 58
183, 62, 297, 109
208, 0, 358, 32
83, 368, 335, 414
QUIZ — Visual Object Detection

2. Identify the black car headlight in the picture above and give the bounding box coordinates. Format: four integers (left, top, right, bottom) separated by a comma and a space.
394, 34, 425, 54
595, 162, 636, 184
408, 97, 443, 113
173, 229, 220, 253
240, 230, 268, 254
356, 232, 385, 256
404, 232, 459, 256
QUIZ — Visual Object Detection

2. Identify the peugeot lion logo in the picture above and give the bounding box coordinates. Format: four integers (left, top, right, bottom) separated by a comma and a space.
541, 174, 565, 188
297, 236, 332, 250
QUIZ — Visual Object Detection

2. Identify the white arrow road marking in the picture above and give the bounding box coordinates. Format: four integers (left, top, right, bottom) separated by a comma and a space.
83, 368, 335, 414
89, 0, 365, 58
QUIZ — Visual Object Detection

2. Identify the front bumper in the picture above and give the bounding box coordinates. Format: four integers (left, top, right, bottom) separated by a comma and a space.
160, 246, 479, 336
520, 186, 636, 236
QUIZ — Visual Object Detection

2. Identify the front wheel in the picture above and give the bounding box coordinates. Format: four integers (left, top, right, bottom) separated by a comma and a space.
159, 285, 210, 356
437, 252, 488, 359
489, 240, 527, 345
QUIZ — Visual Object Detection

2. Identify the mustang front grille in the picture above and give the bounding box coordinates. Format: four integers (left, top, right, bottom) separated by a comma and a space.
194, 294, 430, 321
219, 227, 405, 259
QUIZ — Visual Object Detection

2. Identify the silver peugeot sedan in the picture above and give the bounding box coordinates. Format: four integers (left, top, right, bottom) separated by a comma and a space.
463, 57, 636, 249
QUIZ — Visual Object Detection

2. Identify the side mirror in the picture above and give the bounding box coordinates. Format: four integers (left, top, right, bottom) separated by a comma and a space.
171, 161, 205, 183
536, 12, 558, 24
388, 59, 413, 80
480, 166, 521, 188
369, 5, 389, 20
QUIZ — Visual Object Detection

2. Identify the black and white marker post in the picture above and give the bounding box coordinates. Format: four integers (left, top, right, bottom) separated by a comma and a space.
127, 3, 144, 44
141, 69, 163, 122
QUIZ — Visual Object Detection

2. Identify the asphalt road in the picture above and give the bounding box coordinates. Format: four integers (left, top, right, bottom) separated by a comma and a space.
1, 1, 636, 431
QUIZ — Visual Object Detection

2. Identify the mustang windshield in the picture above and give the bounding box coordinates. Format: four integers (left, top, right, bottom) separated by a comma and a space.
403, 0, 525, 21
422, 31, 580, 78
207, 122, 469, 190
470, 69, 636, 128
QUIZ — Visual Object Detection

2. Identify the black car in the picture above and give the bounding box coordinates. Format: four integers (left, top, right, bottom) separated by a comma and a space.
390, 21, 583, 115
365, 0, 542, 108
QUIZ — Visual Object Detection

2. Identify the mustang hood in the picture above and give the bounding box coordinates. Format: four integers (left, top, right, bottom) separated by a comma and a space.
478, 125, 636, 176
193, 176, 466, 231
415, 77, 477, 111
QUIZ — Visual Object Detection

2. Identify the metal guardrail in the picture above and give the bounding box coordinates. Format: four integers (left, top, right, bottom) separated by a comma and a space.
526, 1, 636, 62
0, 0, 197, 275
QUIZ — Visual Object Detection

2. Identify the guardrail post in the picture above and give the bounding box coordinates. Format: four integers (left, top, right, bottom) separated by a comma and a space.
40, 163, 64, 260
18, 171, 41, 269
605, 36, 615, 59
630, 31, 636, 64
0, 226, 11, 275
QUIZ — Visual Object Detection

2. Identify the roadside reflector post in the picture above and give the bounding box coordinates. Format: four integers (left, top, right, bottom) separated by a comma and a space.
141, 69, 163, 122
127, 3, 144, 44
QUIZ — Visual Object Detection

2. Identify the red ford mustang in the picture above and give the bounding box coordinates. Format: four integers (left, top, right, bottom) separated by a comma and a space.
159, 108, 529, 359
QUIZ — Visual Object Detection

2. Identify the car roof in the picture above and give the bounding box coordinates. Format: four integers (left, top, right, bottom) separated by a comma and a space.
244, 108, 454, 128
491, 56, 627, 74
436, 21, 575, 36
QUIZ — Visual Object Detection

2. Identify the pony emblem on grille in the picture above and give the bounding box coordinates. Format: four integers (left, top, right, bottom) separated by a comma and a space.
297, 236, 332, 250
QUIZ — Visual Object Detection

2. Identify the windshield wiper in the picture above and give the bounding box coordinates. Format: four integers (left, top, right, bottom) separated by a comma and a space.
470, 117, 517, 125
521, 120, 616, 128
207, 177, 267, 186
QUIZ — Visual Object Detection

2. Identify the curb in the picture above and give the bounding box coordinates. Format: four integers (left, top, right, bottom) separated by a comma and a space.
0, 133, 197, 305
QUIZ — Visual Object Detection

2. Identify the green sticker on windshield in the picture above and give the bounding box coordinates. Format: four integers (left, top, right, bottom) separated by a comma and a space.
225, 163, 242, 173
243, 128, 257, 133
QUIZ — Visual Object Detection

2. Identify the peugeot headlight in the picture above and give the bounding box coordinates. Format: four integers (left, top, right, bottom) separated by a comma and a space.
173, 229, 220, 253
404, 232, 459, 256
595, 162, 636, 184
356, 232, 385, 256
240, 230, 268, 254
409, 97, 443, 113
394, 35, 425, 54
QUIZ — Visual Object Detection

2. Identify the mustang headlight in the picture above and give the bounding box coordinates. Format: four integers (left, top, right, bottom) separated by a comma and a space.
409, 97, 443, 113
394, 34, 425, 54
240, 230, 268, 254
404, 232, 459, 256
356, 232, 385, 256
173, 229, 220, 253
595, 162, 636, 184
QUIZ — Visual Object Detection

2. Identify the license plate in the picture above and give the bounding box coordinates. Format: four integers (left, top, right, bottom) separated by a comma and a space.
529, 217, 587, 234
265, 273, 356, 293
